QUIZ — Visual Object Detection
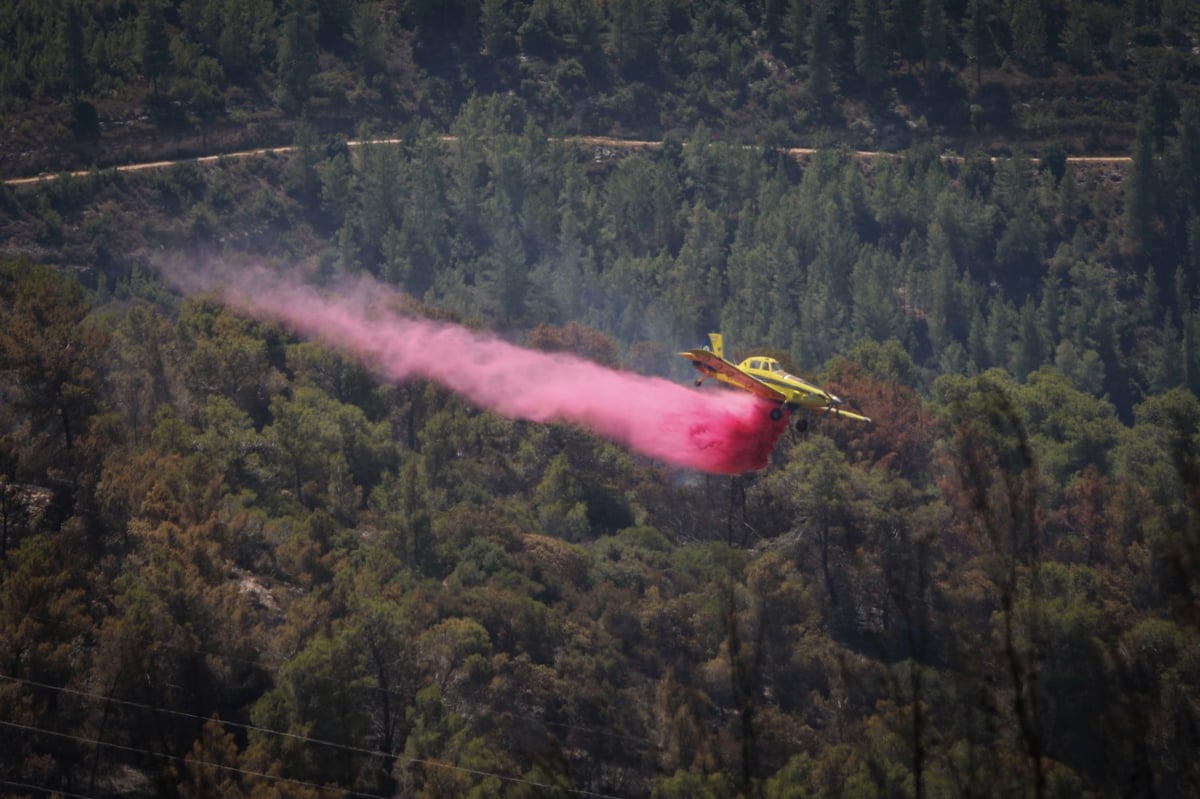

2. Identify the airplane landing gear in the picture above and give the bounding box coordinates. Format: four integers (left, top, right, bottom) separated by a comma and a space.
795, 417, 809, 434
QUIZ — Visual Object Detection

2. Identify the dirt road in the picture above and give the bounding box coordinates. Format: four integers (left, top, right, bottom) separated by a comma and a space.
2, 136, 1131, 187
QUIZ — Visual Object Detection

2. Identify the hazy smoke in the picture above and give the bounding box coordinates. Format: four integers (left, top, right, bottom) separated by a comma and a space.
175, 267, 788, 474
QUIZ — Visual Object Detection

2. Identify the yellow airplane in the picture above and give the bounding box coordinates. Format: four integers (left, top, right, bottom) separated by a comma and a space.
680, 333, 872, 427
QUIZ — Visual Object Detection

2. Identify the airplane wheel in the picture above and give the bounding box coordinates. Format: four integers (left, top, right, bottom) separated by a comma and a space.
796, 417, 809, 434
695, 377, 704, 386
770, 407, 783, 421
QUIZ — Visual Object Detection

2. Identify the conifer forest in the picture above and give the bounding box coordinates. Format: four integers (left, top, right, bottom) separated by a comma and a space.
1, 0, 1199, 797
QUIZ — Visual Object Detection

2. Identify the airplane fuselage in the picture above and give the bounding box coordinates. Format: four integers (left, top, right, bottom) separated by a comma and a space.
735, 356, 840, 411
680, 334, 872, 425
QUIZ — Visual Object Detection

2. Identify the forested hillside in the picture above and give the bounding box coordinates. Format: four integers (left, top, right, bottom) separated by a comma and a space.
2, 1, 1200, 799
2, 0, 1198, 176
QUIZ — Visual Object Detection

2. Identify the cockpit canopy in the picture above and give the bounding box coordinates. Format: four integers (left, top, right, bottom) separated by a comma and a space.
740, 356, 829, 398
742, 357, 783, 373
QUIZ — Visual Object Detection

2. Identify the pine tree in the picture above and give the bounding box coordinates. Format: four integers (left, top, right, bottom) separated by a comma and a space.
0, 263, 109, 455
1010, 0, 1047, 70
1127, 0, 1152, 29
995, 200, 1046, 285
1126, 101, 1157, 256
480, 0, 515, 57
782, 0, 810, 64
219, 0, 277, 82
1175, 265, 1191, 317
1154, 318, 1184, 391
138, 0, 171, 97
1186, 214, 1200, 294
851, 246, 906, 344
921, 0, 947, 69
350, 1, 387, 78
1013, 298, 1045, 379
1183, 307, 1200, 396
64, 1, 90, 96
292, 116, 322, 203
1059, 0, 1094, 71
358, 138, 403, 271
1147, 77, 1179, 153
1142, 266, 1160, 326
891, 0, 924, 71
1177, 101, 1200, 216
806, 0, 838, 104
608, 0, 661, 76
925, 219, 960, 354
854, 0, 887, 95
276, 0, 319, 115
1040, 273, 1063, 344
966, 303, 988, 369
985, 299, 1015, 372
963, 0, 996, 83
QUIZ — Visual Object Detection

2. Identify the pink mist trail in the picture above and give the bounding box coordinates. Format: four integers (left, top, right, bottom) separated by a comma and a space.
190, 270, 789, 474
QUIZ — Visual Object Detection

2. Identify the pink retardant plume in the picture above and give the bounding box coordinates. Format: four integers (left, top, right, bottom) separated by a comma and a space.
195, 270, 789, 474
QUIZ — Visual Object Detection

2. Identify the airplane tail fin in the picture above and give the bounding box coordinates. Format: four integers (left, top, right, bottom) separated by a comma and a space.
708, 333, 724, 359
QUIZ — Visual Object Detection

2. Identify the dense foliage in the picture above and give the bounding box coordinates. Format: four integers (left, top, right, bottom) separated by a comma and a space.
2, 111, 1200, 796
1, 0, 1198, 175
1, 2, 1199, 798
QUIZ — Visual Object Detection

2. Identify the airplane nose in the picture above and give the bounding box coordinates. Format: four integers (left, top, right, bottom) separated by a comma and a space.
829, 394, 843, 405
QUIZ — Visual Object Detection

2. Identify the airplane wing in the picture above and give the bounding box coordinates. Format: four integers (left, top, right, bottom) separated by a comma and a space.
680, 348, 788, 403
819, 407, 872, 424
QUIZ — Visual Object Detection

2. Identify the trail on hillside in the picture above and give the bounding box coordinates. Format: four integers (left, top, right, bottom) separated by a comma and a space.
2, 136, 1132, 186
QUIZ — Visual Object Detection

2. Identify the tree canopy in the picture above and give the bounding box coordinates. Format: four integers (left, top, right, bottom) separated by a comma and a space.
1, 2, 1199, 797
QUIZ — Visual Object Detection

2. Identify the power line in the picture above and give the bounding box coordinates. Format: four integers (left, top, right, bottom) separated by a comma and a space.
0, 673, 629, 799
20, 611, 659, 751
0, 778, 97, 799
0, 718, 376, 799
1, 671, 383, 762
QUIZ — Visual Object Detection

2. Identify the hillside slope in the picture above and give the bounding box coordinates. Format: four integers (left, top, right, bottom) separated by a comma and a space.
1, 3, 1199, 798
2, 0, 1197, 177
